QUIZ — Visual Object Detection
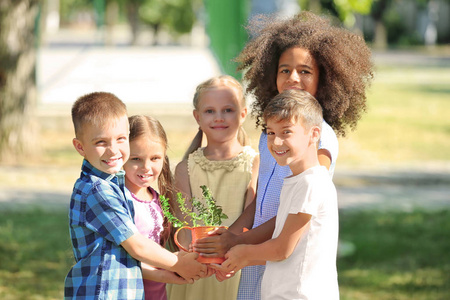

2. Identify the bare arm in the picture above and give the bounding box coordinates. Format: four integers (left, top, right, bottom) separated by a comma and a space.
193, 199, 276, 257
318, 149, 331, 170
228, 197, 256, 234
141, 263, 188, 285
174, 160, 193, 223
121, 233, 206, 282
220, 212, 312, 273
174, 159, 192, 199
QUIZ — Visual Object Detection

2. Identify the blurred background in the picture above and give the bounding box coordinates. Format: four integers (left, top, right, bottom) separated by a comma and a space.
0, 0, 449, 299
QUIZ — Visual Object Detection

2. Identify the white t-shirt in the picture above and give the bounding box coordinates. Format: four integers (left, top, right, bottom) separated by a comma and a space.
318, 120, 338, 178
261, 166, 339, 300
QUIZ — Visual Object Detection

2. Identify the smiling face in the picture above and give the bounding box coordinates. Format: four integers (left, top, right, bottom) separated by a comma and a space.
266, 117, 320, 175
72, 115, 130, 174
193, 86, 247, 144
276, 47, 320, 97
123, 135, 165, 195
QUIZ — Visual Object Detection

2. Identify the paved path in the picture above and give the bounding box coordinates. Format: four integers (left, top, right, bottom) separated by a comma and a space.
334, 168, 450, 212
1, 166, 449, 212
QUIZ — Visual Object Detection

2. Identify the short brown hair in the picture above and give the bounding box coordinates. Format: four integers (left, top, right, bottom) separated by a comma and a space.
263, 89, 323, 131
71, 92, 128, 138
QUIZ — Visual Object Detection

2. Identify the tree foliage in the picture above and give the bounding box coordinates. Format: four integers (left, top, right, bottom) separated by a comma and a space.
139, 0, 196, 36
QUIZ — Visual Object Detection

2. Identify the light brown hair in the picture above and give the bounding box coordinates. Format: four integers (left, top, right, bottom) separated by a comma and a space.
71, 92, 128, 138
263, 89, 323, 131
128, 115, 176, 247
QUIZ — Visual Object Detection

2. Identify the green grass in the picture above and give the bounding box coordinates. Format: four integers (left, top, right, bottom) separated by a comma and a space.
1, 209, 449, 299
0, 209, 72, 300
338, 210, 450, 300
333, 64, 450, 168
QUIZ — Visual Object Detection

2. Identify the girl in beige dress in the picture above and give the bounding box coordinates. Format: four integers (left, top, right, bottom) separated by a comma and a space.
167, 76, 259, 300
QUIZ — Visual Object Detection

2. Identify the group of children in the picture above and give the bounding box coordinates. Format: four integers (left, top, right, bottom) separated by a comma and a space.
64, 11, 373, 300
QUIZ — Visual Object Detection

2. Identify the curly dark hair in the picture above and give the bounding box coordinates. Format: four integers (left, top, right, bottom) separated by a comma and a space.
236, 11, 374, 137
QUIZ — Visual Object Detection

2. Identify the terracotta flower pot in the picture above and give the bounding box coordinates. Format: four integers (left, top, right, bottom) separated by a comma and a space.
174, 226, 226, 264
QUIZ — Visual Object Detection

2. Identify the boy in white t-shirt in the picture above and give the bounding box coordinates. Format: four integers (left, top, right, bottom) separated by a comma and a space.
215, 89, 339, 299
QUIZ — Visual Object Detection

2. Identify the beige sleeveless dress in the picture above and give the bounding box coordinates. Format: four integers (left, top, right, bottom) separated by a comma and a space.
167, 146, 258, 300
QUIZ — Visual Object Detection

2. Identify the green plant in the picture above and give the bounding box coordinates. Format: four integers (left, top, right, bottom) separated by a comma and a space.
160, 185, 228, 228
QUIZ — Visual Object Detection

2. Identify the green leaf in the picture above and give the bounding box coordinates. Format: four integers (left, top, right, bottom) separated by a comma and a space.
159, 186, 228, 227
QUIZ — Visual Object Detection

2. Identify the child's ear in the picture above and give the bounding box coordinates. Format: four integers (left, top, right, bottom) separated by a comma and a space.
310, 126, 321, 144
193, 109, 200, 125
73, 138, 86, 157
240, 106, 248, 124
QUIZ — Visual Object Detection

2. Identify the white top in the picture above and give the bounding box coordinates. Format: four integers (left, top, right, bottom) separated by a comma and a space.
318, 120, 338, 178
261, 166, 339, 300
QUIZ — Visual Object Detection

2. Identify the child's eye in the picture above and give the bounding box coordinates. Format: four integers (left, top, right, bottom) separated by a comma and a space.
280, 69, 290, 74
283, 130, 292, 134
205, 109, 214, 114
118, 136, 127, 142
95, 140, 106, 146
151, 156, 161, 162
224, 108, 233, 113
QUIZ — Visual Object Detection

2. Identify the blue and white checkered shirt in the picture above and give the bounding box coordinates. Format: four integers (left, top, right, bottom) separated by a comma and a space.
64, 159, 144, 299
237, 121, 338, 300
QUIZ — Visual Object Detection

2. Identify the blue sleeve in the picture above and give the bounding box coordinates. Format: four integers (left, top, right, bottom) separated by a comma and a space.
85, 183, 138, 245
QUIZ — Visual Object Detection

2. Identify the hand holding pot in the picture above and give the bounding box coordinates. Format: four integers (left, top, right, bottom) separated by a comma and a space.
175, 226, 228, 264
192, 227, 238, 258
173, 251, 207, 283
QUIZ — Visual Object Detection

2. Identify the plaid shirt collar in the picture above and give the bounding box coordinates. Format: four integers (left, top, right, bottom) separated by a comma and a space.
81, 159, 125, 185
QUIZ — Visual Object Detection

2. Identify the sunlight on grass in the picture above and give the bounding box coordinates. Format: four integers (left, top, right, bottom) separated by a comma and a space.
338, 210, 450, 299
339, 65, 450, 167
0, 210, 72, 300
1, 209, 449, 299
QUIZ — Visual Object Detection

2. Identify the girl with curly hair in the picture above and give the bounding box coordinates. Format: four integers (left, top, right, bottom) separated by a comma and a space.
195, 11, 374, 299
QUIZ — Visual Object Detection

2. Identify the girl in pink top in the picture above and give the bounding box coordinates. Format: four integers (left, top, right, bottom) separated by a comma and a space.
124, 115, 184, 300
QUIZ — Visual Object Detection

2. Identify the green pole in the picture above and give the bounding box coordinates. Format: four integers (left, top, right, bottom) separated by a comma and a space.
93, 0, 106, 28
203, 0, 250, 79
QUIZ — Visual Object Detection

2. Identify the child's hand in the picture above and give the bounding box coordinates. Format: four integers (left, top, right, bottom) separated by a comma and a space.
174, 251, 207, 283
220, 244, 249, 274
208, 264, 236, 282
201, 265, 216, 278
193, 227, 236, 257
150, 269, 190, 285
141, 263, 188, 285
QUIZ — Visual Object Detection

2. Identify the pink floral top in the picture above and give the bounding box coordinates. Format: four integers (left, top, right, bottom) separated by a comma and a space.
131, 187, 167, 300
131, 187, 164, 244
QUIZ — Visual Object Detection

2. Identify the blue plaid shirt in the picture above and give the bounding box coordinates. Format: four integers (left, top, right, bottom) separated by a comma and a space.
64, 159, 144, 299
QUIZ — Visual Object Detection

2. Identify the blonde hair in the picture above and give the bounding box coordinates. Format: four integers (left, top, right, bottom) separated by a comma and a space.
71, 92, 127, 138
183, 75, 249, 160
263, 89, 323, 131
128, 115, 176, 247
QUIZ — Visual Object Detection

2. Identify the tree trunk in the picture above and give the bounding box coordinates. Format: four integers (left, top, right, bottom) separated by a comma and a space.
127, 0, 140, 46
373, 20, 387, 50
371, 0, 390, 50
0, 0, 39, 162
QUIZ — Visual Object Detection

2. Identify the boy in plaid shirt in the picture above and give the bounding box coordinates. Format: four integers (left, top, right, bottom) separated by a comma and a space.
65, 92, 206, 299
